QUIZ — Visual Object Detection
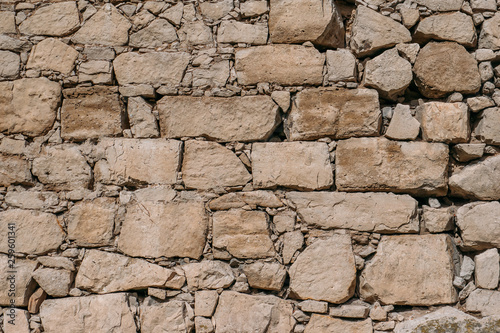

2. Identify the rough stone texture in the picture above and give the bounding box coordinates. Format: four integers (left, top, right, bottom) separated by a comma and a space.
33, 268, 72, 297
414, 42, 481, 98
336, 138, 449, 196
360, 234, 458, 305
192, 60, 229, 87
326, 49, 356, 82
209, 191, 283, 210
299, 300, 328, 314
423, 206, 455, 233
158, 95, 279, 142
5, 190, 59, 212
416, 102, 470, 143
235, 45, 325, 86
281, 231, 304, 265
217, 21, 268, 45
140, 299, 194, 333
129, 19, 177, 48
286, 88, 381, 140
0, 256, 37, 306
350, 6, 411, 57
19, 2, 80, 36
3, 308, 30, 333
26, 38, 78, 75
127, 96, 159, 138
329, 305, 369, 318
0, 155, 31, 186
242, 261, 287, 291
479, 12, 500, 50
252, 142, 333, 190
385, 104, 420, 140
449, 154, 500, 200
286, 192, 419, 233
452, 143, 485, 162
241, 1, 268, 17
195, 290, 218, 317
305, 315, 372, 333
199, 0, 233, 20
0, 51, 19, 79
0, 11, 16, 34
268, 0, 344, 48
473, 107, 500, 145
456, 201, 500, 250
183, 260, 235, 289
474, 248, 499, 289
466, 288, 500, 316
0, 78, 61, 137
289, 235, 356, 303
414, 12, 477, 47
415, 0, 464, 11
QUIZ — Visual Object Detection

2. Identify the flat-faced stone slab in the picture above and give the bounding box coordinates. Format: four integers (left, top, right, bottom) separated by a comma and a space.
19, 2, 80, 36
0, 155, 31, 187
415, 102, 470, 143
183, 260, 235, 290
473, 107, 500, 145
140, 300, 194, 333
456, 201, 500, 250
466, 289, 500, 316
209, 191, 283, 210
479, 12, 500, 50
414, 12, 476, 47
0, 255, 37, 307
26, 38, 79, 75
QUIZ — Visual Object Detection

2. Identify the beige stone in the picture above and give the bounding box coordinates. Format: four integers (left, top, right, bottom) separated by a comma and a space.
305, 314, 372, 333
466, 288, 500, 316
217, 21, 268, 45
192, 60, 229, 87
195, 317, 214, 333
183, 260, 235, 289
243, 261, 287, 291
281, 230, 304, 265
287, 191, 419, 233
0, 155, 31, 186
414, 42, 481, 98
3, 308, 30, 333
329, 305, 369, 319
286, 88, 381, 140
33, 268, 72, 297
360, 234, 458, 305
269, 0, 344, 48
456, 201, 500, 250
38, 256, 75, 271
326, 49, 356, 82
5, 190, 59, 212
129, 19, 177, 48
160, 2, 183, 26
209, 191, 283, 210
400, 8, 420, 28
140, 299, 194, 333
479, 13, 500, 50
26, 38, 78, 74
178, 21, 213, 46
0, 137, 25, 155
19, 2, 80, 36
290, 235, 356, 303
241, 1, 268, 17
0, 51, 19, 79
475, 248, 499, 289
213, 209, 275, 259
415, 0, 464, 11
235, 45, 325, 86
396, 43, 420, 63
298, 300, 328, 314
336, 137, 449, 196
182, 140, 251, 190
252, 142, 333, 190
452, 143, 485, 162
0, 36, 30, 53
0, 11, 16, 34
414, 12, 476, 47
199, 0, 233, 20
449, 155, 500, 200
416, 102, 470, 143
158, 95, 279, 142
385, 104, 420, 141
0, 255, 37, 306
195, 290, 218, 317
422, 206, 454, 233
473, 107, 500, 145
127, 96, 159, 138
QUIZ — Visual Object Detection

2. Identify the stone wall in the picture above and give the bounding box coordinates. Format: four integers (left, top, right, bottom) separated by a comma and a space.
0, 0, 500, 332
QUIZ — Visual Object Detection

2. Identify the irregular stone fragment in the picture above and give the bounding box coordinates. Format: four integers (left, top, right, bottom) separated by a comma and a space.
26, 38, 78, 75
468, 96, 495, 112
0, 35, 32, 52
235, 45, 325, 86
113, 52, 190, 86
329, 305, 369, 319
213, 209, 275, 259
479, 13, 500, 50
209, 191, 283, 210
326, 49, 356, 82
182, 140, 251, 190
195, 290, 218, 317
473, 107, 500, 145
304, 315, 372, 333
415, 0, 464, 11
385, 104, 420, 140
127, 96, 159, 138
213, 291, 295, 333
0, 209, 64, 255
38, 256, 75, 271
269, 0, 344, 48
422, 206, 454, 233
0, 78, 61, 137
400, 8, 420, 28
252, 142, 333, 190
3, 308, 30, 333
192, 60, 229, 87
33, 268, 72, 297
183, 261, 235, 289
0, 137, 24, 155
39, 293, 137, 333
178, 21, 213, 46
19, 2, 80, 36
471, 0, 497, 11
414, 12, 476, 47
360, 234, 458, 305
271, 91, 290, 111
129, 19, 177, 48
289, 235, 356, 303
0, 155, 31, 186
199, 0, 233, 20
218, 21, 268, 45
242, 261, 287, 291
298, 300, 328, 314
0, 11, 16, 34
350, 6, 411, 57
160, 2, 183, 26
286, 88, 381, 140
94, 138, 181, 186
466, 288, 500, 316
475, 248, 499, 289
141, 299, 194, 333
456, 201, 500, 250
78, 60, 113, 84
281, 230, 304, 264
449, 155, 500, 200
5, 190, 59, 212
72, 4, 131, 46
241, 1, 268, 17
158, 95, 279, 142
336, 137, 449, 196
0, 51, 19, 79
413, 42, 481, 98
415, 102, 469, 143
287, 191, 419, 233
195, 317, 214, 333
452, 143, 485, 162
273, 211, 295, 234
0, 256, 37, 307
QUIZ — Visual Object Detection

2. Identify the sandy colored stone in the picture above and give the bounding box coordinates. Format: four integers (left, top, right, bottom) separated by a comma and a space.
0, 78, 61, 137
0, 35, 31, 53
473, 107, 500, 145
3, 308, 30, 333
475, 248, 499, 289
114, 52, 190, 86
452, 143, 485, 162
192, 60, 229, 87
5, 190, 59, 212
479, 13, 500, 50
178, 21, 213, 46
209, 191, 283, 210
39, 293, 137, 333
336, 137, 449, 196
385, 104, 420, 140
414, 12, 476, 47
287, 191, 419, 233
329, 305, 369, 319
235, 45, 325, 86
158, 95, 279, 142
305, 315, 372, 333
415, 0, 464, 11
241, 1, 268, 17
160, 2, 183, 25
456, 201, 500, 250
26, 38, 78, 74
414, 42, 481, 98
290, 235, 356, 303
326, 49, 356, 82
129, 18, 177, 48
183, 260, 235, 289
299, 300, 328, 314
269, 0, 344, 48
182, 140, 251, 190
360, 234, 458, 305
0, 11, 15, 34
199, 0, 233, 20
0, 255, 37, 307
0, 155, 31, 186
449, 154, 500, 200
19, 2, 80, 36
252, 142, 333, 190
38, 256, 75, 271
400, 8, 420, 28
0, 51, 19, 79
127, 96, 159, 138
218, 21, 268, 45
72, 4, 131, 46
281, 230, 304, 265
466, 288, 500, 316
286, 88, 381, 140
243, 261, 287, 291
33, 268, 72, 297
195, 290, 218, 317
94, 138, 181, 186
415, 102, 469, 143
140, 299, 194, 333
212, 209, 275, 259
423, 206, 454, 233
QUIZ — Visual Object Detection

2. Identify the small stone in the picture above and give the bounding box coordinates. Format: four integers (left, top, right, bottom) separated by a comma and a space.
461, 255, 476, 280
422, 206, 455, 233
160, 2, 183, 26
471, 0, 497, 11
467, 96, 495, 112
242, 261, 287, 291
178, 21, 213, 46
273, 211, 295, 234
414, 0, 464, 11
452, 143, 485, 162
26, 38, 78, 75
330, 305, 369, 319
127, 96, 159, 138
195, 290, 218, 317
209, 191, 283, 210
466, 289, 500, 316
473, 107, 500, 144
370, 302, 387, 321
28, 288, 47, 313
218, 21, 268, 45
0, 155, 31, 186
199, 0, 233, 20
282, 230, 304, 265
183, 260, 235, 290
119, 84, 155, 98
400, 8, 420, 28
241, 1, 268, 17
192, 60, 230, 87
33, 268, 72, 297
195, 317, 214, 333
0, 50, 19, 79
37, 257, 75, 271
415, 102, 469, 143
271, 90, 290, 111
140, 299, 194, 332
19, 2, 80, 36
129, 19, 177, 48
385, 104, 420, 140
0, 11, 16, 34
326, 49, 356, 82
474, 248, 499, 289
305, 315, 372, 333
414, 12, 476, 47
454, 276, 466, 289
298, 300, 328, 314
450, 155, 500, 200
148, 288, 167, 300
395, 43, 420, 64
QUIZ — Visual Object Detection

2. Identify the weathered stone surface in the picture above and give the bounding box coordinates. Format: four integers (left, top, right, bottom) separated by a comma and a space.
178, 21, 213, 46
364, 48, 413, 100
329, 305, 369, 319
299, 300, 328, 314
456, 201, 500, 250
127, 96, 159, 138
336, 138, 449, 196
360, 234, 458, 305
0, 256, 37, 306
252, 142, 333, 190
3, 308, 30, 333
38, 256, 75, 271
129, 18, 177, 48
158, 95, 279, 142
414, 42, 481, 98
423, 206, 455, 233
281, 230, 304, 265
268, 0, 344, 48
33, 268, 72, 297
385, 104, 420, 141
72, 4, 131, 46
32, 145, 92, 190
287, 192, 418, 233
95, 138, 181, 186
183, 260, 235, 289
0, 78, 61, 137
199, 0, 233, 20
471, 0, 497, 11
466, 288, 500, 316
141, 299, 194, 333
242, 261, 287, 291
192, 60, 229, 87
195, 317, 213, 333
350, 6, 411, 57
286, 88, 381, 140
289, 235, 356, 303
416, 102, 469, 143
195, 290, 218, 317
0, 51, 19, 79
305, 315, 372, 333
0, 209, 64, 255
118, 199, 207, 259
326, 49, 356, 82
212, 209, 275, 259
475, 248, 499, 289
19, 2, 80, 36
213, 291, 295, 333
209, 191, 283, 210
414, 12, 476, 47
5, 190, 59, 212
217, 21, 268, 45
479, 13, 500, 50
449, 155, 500, 200
0, 35, 32, 53
114, 52, 190, 86
40, 293, 137, 333
26, 38, 78, 74
182, 140, 251, 190
241, 0, 268, 17
235, 45, 325, 86
473, 107, 500, 145
452, 143, 485, 162
0, 155, 31, 186
0, 11, 15, 34
415, 0, 464, 11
